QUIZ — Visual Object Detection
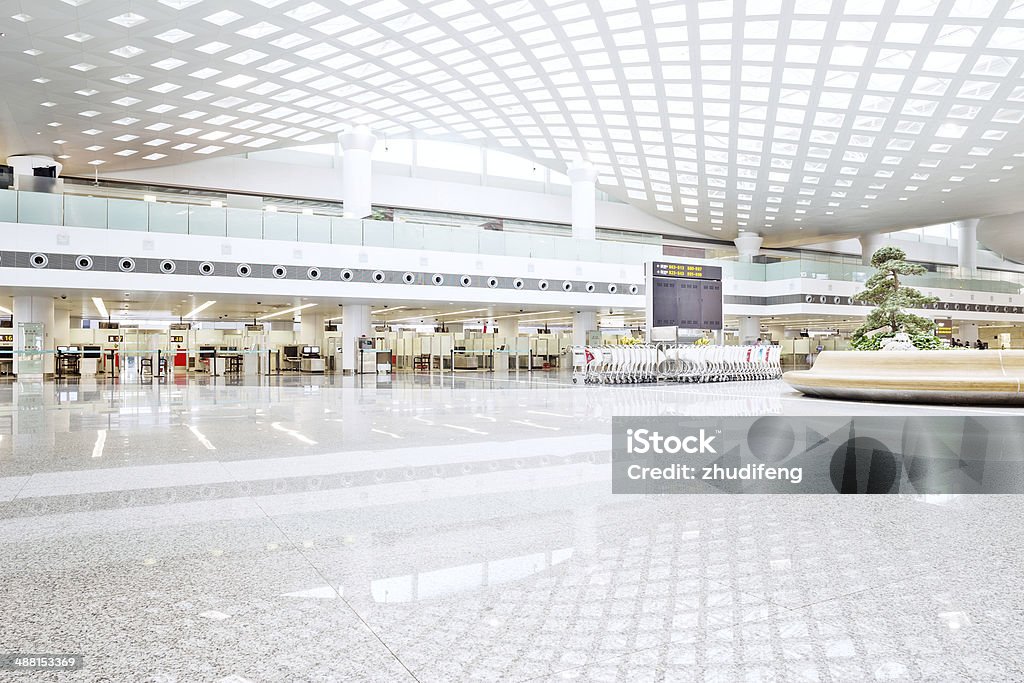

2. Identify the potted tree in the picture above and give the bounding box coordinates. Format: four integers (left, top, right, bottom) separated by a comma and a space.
850, 246, 943, 350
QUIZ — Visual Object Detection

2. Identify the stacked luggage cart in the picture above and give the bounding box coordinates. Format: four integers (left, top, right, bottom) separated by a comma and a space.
571, 344, 782, 385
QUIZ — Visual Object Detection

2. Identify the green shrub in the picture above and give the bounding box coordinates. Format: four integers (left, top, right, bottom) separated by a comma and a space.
850, 333, 943, 351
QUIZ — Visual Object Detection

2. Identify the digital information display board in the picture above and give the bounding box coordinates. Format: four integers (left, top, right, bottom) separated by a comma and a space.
651, 262, 723, 281
646, 262, 724, 332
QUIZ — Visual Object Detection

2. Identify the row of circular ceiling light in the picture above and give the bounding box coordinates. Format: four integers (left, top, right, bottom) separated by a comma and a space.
33, 253, 639, 294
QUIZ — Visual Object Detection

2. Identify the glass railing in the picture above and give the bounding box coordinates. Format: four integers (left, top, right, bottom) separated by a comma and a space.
713, 256, 1024, 294
0, 188, 662, 266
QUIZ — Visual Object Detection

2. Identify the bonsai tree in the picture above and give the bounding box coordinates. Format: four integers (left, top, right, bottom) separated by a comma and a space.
851, 246, 941, 349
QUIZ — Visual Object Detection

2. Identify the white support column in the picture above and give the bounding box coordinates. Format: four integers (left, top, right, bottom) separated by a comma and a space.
738, 315, 761, 345
955, 219, 979, 276
734, 232, 763, 262
573, 311, 597, 347
859, 233, 884, 266
13, 295, 55, 377
341, 304, 371, 374
339, 126, 376, 219
567, 160, 598, 240
958, 322, 979, 345
53, 308, 71, 350
298, 311, 324, 349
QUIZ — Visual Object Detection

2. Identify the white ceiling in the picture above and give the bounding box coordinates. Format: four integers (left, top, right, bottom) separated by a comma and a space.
5, 0, 1024, 245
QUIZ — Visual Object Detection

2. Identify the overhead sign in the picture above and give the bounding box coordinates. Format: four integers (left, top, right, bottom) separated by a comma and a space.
935, 318, 953, 340
651, 262, 722, 281
647, 262, 724, 331
170, 323, 192, 331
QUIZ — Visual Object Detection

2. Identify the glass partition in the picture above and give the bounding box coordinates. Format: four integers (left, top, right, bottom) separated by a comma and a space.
107, 198, 148, 231
19, 192, 62, 225
65, 195, 107, 229
0, 189, 16, 222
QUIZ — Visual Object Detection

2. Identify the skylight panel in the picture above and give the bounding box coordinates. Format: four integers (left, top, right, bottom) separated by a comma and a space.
155, 28, 193, 44
286, 2, 329, 21
790, 20, 826, 40
196, 42, 231, 54
885, 23, 929, 43
836, 21, 876, 42
227, 49, 267, 65
831, 45, 868, 66
110, 45, 145, 58
957, 80, 998, 100
988, 27, 1024, 49
237, 22, 282, 39
936, 123, 967, 138
204, 10, 242, 26
152, 57, 187, 70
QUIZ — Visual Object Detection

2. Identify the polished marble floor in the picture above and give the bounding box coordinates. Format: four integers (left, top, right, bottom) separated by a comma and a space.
0, 371, 1021, 682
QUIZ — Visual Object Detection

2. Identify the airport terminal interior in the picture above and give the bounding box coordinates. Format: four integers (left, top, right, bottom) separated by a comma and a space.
2, 0, 1024, 680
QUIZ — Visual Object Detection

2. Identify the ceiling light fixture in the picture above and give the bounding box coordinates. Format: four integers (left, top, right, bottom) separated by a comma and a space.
92, 297, 108, 318
184, 300, 216, 318
257, 303, 316, 320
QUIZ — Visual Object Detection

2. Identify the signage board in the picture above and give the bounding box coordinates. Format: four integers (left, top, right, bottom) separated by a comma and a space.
647, 262, 724, 331
651, 262, 723, 281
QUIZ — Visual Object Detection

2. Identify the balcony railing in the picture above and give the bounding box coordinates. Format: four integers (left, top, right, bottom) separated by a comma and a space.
0, 188, 661, 267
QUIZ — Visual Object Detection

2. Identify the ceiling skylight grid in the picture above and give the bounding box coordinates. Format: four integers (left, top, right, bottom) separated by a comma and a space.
3, 0, 1024, 243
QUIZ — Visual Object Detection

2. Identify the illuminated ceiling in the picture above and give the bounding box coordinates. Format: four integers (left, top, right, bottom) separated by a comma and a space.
4, 0, 1024, 244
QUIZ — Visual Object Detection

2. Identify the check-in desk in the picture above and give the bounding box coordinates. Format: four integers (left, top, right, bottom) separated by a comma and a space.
453, 350, 479, 370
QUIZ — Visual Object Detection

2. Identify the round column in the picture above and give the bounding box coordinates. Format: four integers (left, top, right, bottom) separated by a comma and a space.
572, 311, 597, 347
859, 233, 884, 266
957, 322, 980, 346
13, 295, 55, 378
734, 232, 763, 263
738, 315, 761, 345
955, 219, 979, 276
567, 160, 597, 240
298, 311, 325, 349
53, 308, 71, 350
339, 126, 376, 220
341, 304, 371, 374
